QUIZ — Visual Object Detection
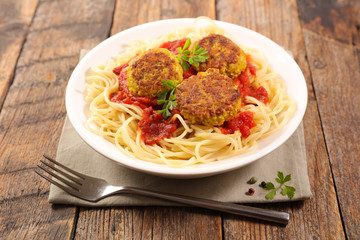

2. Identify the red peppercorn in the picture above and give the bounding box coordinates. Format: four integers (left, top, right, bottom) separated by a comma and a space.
247, 188, 255, 196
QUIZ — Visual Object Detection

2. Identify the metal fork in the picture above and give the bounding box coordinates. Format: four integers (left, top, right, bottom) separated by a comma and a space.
35, 155, 290, 224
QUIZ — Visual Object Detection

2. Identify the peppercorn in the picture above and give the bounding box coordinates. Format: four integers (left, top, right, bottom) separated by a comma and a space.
260, 181, 266, 188
247, 176, 258, 184
247, 188, 255, 196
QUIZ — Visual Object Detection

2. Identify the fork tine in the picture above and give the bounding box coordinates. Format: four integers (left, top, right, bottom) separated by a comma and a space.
40, 160, 83, 185
43, 154, 85, 180
35, 169, 79, 196
37, 164, 80, 191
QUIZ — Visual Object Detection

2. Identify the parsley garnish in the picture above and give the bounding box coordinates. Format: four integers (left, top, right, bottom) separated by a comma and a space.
177, 38, 209, 70
157, 80, 178, 119
264, 171, 296, 200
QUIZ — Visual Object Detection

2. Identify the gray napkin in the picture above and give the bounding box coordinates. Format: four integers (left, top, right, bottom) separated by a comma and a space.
48, 116, 311, 206
48, 50, 311, 206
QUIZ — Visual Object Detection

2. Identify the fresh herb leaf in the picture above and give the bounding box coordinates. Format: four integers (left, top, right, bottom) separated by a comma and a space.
264, 171, 296, 200
157, 80, 178, 119
277, 171, 284, 181
157, 90, 168, 102
183, 38, 191, 50
281, 186, 296, 199
162, 79, 177, 89
275, 178, 282, 183
265, 182, 275, 190
176, 39, 209, 70
265, 190, 277, 200
284, 174, 291, 182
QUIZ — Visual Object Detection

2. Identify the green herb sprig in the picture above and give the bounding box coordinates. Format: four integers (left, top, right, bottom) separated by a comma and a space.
264, 171, 296, 200
157, 79, 178, 119
177, 38, 209, 70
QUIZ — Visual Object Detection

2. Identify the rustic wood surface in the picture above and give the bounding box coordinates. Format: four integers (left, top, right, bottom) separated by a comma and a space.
0, 0, 359, 239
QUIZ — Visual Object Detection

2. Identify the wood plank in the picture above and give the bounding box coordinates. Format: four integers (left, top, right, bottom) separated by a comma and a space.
0, 194, 76, 239
110, 0, 216, 34
152, 207, 222, 239
297, 0, 354, 44
75, 207, 222, 239
297, 1, 360, 238
73, 0, 220, 239
0, 0, 115, 238
217, 0, 345, 239
0, 0, 39, 108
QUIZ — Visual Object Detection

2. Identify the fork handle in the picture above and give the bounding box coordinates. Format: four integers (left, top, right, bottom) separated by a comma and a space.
117, 186, 289, 224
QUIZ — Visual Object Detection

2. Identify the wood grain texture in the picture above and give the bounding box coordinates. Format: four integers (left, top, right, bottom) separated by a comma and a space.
75, 207, 222, 239
0, 0, 39, 108
217, 0, 345, 239
0, 194, 76, 239
0, 0, 115, 238
110, 0, 216, 34
298, 1, 360, 238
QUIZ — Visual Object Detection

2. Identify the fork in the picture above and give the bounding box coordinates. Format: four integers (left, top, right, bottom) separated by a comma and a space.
35, 155, 290, 224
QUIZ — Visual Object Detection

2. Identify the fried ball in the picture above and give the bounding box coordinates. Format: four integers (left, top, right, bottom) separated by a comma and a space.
126, 48, 183, 97
176, 69, 241, 126
194, 34, 247, 79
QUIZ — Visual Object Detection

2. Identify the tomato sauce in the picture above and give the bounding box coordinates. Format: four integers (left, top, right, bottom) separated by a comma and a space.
112, 63, 129, 75
159, 38, 188, 54
110, 70, 158, 109
234, 60, 269, 105
221, 111, 256, 137
247, 56, 257, 76
138, 107, 178, 145
183, 66, 197, 79
221, 57, 267, 137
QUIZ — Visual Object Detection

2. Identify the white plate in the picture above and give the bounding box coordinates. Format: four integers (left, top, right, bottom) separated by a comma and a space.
66, 18, 307, 178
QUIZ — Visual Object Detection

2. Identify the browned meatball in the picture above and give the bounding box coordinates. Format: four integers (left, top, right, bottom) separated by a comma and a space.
194, 34, 247, 79
127, 48, 183, 97
176, 69, 241, 126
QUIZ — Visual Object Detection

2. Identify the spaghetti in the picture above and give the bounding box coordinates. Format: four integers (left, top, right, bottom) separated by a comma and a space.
85, 17, 296, 167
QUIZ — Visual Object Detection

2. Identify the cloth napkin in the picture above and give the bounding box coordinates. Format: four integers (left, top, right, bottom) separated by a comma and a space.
48, 50, 311, 207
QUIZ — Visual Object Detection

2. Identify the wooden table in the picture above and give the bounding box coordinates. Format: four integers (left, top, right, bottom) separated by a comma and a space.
1, 0, 359, 239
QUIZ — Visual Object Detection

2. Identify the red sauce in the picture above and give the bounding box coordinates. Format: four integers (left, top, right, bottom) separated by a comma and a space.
221, 111, 256, 137
221, 57, 265, 138
247, 56, 257, 76
139, 107, 178, 145
159, 38, 188, 54
183, 66, 197, 79
110, 68, 157, 109
234, 60, 269, 105
113, 63, 129, 75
